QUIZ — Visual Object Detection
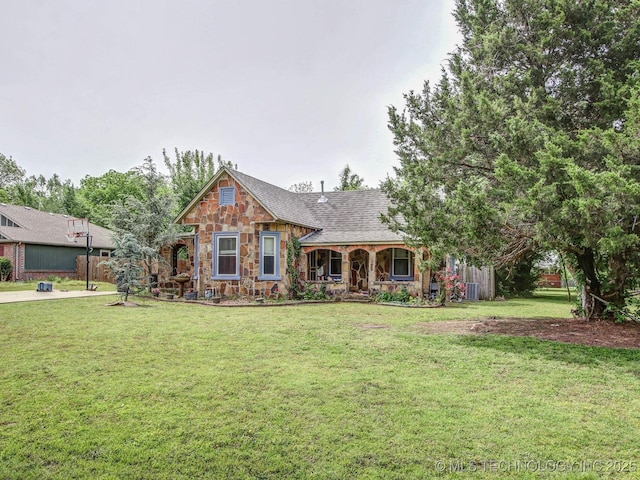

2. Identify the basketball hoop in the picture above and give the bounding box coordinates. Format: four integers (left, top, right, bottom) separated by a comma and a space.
66, 218, 89, 243
67, 218, 94, 291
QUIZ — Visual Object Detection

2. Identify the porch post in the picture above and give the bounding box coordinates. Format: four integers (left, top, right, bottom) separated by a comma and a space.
342, 249, 348, 291
368, 247, 376, 292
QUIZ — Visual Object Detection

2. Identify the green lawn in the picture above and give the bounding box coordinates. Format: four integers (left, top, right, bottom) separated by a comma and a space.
1, 293, 639, 479
0, 279, 116, 293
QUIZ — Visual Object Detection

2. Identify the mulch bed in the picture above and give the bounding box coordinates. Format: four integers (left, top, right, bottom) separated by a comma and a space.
417, 317, 640, 349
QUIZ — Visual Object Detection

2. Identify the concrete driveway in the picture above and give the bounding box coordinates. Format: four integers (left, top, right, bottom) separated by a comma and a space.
0, 289, 118, 304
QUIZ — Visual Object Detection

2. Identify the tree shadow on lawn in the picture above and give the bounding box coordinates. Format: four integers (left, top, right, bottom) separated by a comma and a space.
454, 334, 640, 372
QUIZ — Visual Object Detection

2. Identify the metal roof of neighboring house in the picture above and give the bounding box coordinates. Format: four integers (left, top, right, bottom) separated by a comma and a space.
0, 204, 115, 249
175, 167, 405, 245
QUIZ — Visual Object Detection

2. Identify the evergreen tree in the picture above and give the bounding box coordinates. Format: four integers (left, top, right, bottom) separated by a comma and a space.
383, 0, 640, 319
101, 233, 155, 301
111, 158, 179, 281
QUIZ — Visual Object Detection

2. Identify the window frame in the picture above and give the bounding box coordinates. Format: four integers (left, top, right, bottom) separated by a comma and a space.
212, 232, 240, 280
328, 250, 342, 280
220, 187, 235, 206
390, 248, 413, 280
258, 231, 281, 281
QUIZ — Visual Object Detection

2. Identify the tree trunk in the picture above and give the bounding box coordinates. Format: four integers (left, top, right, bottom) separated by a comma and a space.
575, 249, 606, 320
575, 249, 626, 320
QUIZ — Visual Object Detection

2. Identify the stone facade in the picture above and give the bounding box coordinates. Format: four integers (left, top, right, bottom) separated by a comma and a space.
165, 172, 314, 298
165, 169, 434, 299
301, 244, 430, 298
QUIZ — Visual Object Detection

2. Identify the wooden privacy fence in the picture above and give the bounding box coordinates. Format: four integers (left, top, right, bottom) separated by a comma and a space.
460, 264, 495, 300
76, 256, 114, 283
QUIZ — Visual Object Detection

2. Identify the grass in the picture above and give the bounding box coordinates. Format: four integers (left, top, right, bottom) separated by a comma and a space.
1, 292, 639, 478
0, 279, 116, 293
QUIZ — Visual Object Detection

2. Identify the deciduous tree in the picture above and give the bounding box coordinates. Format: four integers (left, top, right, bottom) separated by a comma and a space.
334, 164, 367, 191
0, 154, 25, 195
75, 170, 144, 228
163, 148, 218, 212
288, 181, 314, 193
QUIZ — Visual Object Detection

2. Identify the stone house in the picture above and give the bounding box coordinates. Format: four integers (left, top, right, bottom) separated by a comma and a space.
162, 167, 433, 299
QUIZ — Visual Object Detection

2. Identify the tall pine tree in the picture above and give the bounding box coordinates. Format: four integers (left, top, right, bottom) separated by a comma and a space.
383, 0, 640, 319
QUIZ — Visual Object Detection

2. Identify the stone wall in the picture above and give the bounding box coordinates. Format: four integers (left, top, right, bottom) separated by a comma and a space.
165, 171, 433, 299
302, 244, 429, 298
171, 172, 313, 298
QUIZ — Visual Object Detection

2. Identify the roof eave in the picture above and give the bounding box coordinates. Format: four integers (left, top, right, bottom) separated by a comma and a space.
299, 240, 407, 247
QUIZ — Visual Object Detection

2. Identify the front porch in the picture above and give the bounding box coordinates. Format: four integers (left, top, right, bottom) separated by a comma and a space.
301, 244, 430, 299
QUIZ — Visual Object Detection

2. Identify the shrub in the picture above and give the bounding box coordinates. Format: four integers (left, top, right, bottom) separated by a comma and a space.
302, 283, 328, 301
375, 287, 413, 304
0, 256, 12, 281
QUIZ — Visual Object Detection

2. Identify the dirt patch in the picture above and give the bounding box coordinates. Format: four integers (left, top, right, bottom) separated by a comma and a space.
417, 317, 640, 349
107, 301, 142, 307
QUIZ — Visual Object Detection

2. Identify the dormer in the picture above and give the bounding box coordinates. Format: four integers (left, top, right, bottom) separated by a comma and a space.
0, 214, 20, 228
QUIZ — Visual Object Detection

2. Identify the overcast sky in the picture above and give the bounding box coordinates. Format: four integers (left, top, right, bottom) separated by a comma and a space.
1, 0, 459, 191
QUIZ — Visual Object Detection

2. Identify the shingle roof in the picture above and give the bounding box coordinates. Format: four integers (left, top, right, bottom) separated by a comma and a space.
0, 204, 115, 249
175, 167, 405, 245
297, 189, 405, 245
229, 170, 320, 229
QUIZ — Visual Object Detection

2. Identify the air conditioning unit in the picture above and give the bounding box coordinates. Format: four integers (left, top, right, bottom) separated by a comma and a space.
37, 282, 53, 292
465, 282, 479, 301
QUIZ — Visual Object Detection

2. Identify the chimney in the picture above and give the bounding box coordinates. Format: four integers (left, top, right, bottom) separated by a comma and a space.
317, 180, 328, 203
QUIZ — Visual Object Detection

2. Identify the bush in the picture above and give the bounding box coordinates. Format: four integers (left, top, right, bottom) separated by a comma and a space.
302, 283, 328, 301
375, 287, 413, 304
496, 261, 539, 297
0, 256, 12, 281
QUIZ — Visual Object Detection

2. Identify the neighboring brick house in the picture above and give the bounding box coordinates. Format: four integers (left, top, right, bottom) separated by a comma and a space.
0, 203, 115, 281
165, 167, 433, 298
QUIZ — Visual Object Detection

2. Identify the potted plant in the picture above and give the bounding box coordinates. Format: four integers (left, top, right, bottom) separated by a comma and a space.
184, 289, 198, 301
205, 286, 221, 303
152, 288, 160, 297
